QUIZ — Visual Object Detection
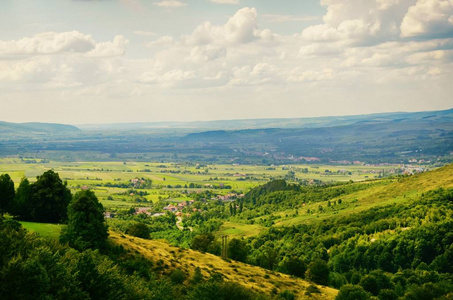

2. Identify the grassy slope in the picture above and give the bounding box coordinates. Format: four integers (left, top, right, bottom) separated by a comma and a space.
110, 231, 338, 299
217, 164, 453, 234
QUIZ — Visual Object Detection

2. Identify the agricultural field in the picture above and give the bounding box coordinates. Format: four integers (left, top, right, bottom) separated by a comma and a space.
0, 157, 416, 211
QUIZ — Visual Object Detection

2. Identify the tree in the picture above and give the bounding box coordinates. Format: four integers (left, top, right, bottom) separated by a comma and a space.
305, 259, 329, 285
30, 170, 72, 223
227, 238, 248, 262
336, 284, 370, 300
60, 190, 108, 251
191, 233, 221, 255
126, 222, 150, 239
0, 174, 15, 217
279, 256, 307, 278
10, 177, 31, 220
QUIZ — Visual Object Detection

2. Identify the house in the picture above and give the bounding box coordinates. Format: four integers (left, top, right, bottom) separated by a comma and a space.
104, 212, 115, 218
135, 207, 152, 215
163, 205, 178, 212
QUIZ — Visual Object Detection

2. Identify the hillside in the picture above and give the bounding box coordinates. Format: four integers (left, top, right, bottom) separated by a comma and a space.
109, 231, 338, 299
274, 164, 453, 227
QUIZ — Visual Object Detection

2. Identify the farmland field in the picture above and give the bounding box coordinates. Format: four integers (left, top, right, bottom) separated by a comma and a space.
0, 157, 415, 211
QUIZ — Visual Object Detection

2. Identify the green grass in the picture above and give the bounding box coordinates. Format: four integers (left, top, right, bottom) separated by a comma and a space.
20, 221, 65, 239
216, 221, 266, 239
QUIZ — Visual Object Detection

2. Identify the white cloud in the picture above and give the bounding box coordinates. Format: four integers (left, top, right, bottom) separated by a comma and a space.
184, 7, 261, 45
153, 0, 187, 8
229, 63, 278, 85
189, 45, 227, 62
211, 0, 239, 4
87, 35, 128, 57
301, 0, 415, 45
0, 32, 127, 88
0, 31, 95, 56
400, 0, 453, 38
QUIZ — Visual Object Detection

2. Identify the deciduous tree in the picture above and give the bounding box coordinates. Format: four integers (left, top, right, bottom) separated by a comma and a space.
60, 190, 108, 251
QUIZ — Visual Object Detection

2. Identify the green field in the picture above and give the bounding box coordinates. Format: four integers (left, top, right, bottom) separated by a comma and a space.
19, 221, 65, 239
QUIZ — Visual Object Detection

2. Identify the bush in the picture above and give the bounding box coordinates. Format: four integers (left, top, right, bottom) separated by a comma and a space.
336, 284, 370, 300
279, 290, 295, 300
126, 222, 150, 239
170, 269, 186, 285
305, 259, 329, 285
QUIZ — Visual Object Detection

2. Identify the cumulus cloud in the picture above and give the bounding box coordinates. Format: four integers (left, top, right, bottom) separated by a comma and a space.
229, 63, 278, 85
0, 31, 127, 57
301, 0, 415, 45
188, 45, 227, 62
153, 0, 187, 8
0, 31, 95, 56
0, 32, 127, 88
183, 7, 264, 46
400, 0, 453, 38
87, 35, 128, 57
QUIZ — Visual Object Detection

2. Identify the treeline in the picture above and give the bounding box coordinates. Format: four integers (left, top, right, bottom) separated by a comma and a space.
242, 179, 370, 208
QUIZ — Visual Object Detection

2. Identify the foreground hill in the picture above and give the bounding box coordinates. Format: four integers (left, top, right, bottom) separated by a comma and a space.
110, 231, 338, 299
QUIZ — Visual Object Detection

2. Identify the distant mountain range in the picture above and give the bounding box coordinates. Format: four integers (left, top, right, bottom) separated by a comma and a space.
0, 121, 80, 134
1, 108, 452, 134
0, 108, 451, 164
77, 108, 453, 131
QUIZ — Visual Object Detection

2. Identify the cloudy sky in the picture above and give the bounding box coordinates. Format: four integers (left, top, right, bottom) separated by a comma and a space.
1, 0, 452, 124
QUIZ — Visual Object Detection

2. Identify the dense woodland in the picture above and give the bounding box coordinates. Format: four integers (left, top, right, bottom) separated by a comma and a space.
0, 166, 452, 299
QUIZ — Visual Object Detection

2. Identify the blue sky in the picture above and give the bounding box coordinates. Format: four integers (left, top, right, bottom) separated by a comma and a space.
0, 0, 452, 124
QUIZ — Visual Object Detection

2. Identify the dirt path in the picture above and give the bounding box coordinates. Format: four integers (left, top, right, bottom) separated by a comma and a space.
176, 216, 193, 232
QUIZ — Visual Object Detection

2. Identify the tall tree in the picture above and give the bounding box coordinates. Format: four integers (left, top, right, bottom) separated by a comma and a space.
60, 189, 108, 251
0, 174, 15, 218
10, 177, 31, 220
30, 170, 71, 223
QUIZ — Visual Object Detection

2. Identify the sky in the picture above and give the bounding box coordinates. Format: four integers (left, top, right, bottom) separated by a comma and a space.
0, 0, 452, 124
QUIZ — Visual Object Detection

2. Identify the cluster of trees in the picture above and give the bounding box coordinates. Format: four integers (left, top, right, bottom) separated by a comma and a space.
0, 171, 108, 251
1, 170, 71, 223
